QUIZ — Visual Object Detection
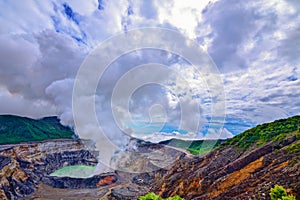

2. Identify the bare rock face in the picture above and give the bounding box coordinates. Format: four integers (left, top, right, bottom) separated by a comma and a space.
103, 138, 185, 200
1, 134, 299, 200
0, 139, 101, 199
43, 173, 117, 189
0, 137, 184, 200
110, 138, 186, 173
150, 136, 300, 200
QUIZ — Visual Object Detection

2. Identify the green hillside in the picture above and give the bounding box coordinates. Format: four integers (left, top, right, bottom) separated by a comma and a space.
160, 138, 224, 155
161, 115, 300, 155
0, 115, 74, 144
220, 115, 300, 149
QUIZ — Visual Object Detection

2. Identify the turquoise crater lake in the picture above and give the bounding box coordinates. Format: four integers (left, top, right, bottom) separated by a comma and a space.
50, 165, 96, 178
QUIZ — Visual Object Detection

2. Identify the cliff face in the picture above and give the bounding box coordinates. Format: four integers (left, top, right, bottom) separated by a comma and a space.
151, 135, 300, 200
0, 139, 101, 199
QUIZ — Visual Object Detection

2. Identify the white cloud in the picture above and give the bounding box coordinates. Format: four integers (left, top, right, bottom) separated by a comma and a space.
0, 0, 299, 149
135, 131, 196, 143
203, 128, 234, 140
0, 0, 54, 34
0, 87, 56, 118
135, 127, 233, 143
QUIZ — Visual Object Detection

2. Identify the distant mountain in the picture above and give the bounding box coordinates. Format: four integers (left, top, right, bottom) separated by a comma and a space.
0, 115, 74, 144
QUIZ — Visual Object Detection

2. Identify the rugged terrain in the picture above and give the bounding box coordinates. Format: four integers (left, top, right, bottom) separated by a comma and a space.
0, 115, 299, 199
152, 133, 300, 199
0, 139, 105, 199
0, 137, 184, 200
149, 116, 300, 199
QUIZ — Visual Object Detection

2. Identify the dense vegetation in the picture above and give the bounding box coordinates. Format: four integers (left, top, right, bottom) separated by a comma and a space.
270, 185, 295, 200
161, 116, 300, 154
139, 192, 184, 200
160, 138, 224, 155
0, 115, 74, 144
286, 142, 300, 153
220, 116, 300, 149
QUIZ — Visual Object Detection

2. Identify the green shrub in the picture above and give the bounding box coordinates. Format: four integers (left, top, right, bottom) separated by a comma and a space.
166, 196, 184, 200
270, 185, 287, 200
282, 196, 295, 200
286, 143, 300, 153
139, 193, 162, 200
139, 193, 184, 200
273, 133, 286, 142
270, 185, 295, 200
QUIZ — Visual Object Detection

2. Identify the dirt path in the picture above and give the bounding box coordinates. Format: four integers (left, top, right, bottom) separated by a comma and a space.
164, 145, 194, 157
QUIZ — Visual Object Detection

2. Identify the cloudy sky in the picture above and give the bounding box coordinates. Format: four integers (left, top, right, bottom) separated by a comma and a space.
0, 0, 299, 144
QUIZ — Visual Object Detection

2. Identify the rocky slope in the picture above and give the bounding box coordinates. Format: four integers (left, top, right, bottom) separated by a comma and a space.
0, 139, 104, 199
0, 137, 184, 200
93, 131, 299, 200
97, 116, 300, 199
149, 117, 300, 200
151, 135, 299, 199
0, 115, 299, 199
0, 114, 184, 200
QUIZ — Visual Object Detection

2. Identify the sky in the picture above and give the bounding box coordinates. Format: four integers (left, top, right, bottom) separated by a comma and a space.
0, 0, 300, 145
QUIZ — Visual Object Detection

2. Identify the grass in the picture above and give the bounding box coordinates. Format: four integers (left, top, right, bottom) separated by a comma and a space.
187, 140, 224, 155
160, 139, 224, 155
0, 115, 74, 144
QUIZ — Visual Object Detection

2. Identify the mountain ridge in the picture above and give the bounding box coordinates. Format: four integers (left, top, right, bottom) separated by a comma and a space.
0, 115, 74, 144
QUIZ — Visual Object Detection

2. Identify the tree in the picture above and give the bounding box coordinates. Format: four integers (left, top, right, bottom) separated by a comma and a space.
270, 185, 295, 200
